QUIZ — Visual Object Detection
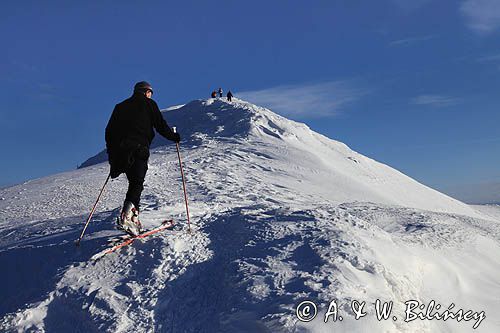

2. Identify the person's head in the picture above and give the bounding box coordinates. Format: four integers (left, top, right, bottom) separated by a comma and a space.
134, 81, 153, 98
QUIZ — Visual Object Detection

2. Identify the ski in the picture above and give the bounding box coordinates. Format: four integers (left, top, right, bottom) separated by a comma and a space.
91, 219, 175, 260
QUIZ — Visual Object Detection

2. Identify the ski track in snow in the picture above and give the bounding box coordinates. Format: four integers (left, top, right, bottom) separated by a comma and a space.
1, 99, 499, 332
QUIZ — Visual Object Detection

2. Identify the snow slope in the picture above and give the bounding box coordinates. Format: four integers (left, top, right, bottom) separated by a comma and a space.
0, 98, 499, 332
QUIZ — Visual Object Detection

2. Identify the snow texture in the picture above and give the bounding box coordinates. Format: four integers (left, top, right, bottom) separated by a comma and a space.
1, 98, 499, 332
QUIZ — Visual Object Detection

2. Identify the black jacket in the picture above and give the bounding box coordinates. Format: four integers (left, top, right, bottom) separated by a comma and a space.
105, 92, 177, 177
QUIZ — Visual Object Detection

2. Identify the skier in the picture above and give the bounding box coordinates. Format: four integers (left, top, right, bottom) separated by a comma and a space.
211, 90, 217, 98
226, 90, 233, 102
218, 87, 223, 98
105, 81, 180, 236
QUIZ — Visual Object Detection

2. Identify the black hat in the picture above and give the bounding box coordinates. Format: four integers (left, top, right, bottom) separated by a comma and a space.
134, 81, 153, 93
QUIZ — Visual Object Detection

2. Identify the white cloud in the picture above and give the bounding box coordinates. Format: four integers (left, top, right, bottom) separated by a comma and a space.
389, 35, 436, 46
237, 81, 367, 119
460, 0, 500, 34
410, 94, 461, 107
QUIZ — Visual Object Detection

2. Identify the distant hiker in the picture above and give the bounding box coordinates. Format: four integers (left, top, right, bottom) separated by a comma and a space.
105, 81, 180, 236
218, 87, 223, 97
211, 91, 217, 98
226, 90, 233, 102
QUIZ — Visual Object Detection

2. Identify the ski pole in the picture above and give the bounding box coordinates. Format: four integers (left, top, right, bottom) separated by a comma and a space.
173, 127, 191, 233
76, 173, 111, 246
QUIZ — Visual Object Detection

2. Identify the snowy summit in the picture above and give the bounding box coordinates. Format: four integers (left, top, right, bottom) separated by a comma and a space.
0, 98, 499, 332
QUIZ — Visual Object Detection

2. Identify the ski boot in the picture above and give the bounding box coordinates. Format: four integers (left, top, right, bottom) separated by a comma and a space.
118, 201, 143, 236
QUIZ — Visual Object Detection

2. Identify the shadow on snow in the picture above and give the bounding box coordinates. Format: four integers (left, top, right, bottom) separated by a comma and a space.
0, 209, 120, 319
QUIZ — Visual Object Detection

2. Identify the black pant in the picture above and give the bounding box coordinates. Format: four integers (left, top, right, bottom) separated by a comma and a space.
125, 153, 148, 210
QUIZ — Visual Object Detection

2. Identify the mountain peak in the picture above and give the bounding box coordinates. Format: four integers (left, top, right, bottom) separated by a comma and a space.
79, 98, 304, 167
79, 98, 479, 218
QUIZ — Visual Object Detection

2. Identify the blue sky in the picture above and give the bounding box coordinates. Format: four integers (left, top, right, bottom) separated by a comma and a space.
1, 0, 499, 201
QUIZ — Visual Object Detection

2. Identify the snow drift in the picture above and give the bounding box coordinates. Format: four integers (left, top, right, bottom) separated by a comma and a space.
1, 98, 499, 332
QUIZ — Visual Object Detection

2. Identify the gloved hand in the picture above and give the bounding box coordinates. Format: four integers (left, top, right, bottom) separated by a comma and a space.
172, 132, 181, 143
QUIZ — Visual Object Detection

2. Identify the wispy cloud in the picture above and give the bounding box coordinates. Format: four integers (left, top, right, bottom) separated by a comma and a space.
478, 53, 500, 62
237, 81, 368, 119
389, 34, 436, 46
390, 0, 432, 11
477, 52, 500, 70
32, 83, 59, 102
460, 0, 500, 34
10, 59, 39, 73
410, 94, 461, 107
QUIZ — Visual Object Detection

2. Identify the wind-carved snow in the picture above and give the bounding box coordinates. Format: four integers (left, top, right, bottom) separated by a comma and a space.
1, 98, 499, 332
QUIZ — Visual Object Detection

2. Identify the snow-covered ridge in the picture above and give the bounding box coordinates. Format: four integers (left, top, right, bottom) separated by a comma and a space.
80, 98, 479, 218
1, 98, 499, 332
